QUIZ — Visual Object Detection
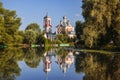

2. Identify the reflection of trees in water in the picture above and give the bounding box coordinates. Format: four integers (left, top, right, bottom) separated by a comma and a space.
0, 48, 23, 80
106, 54, 120, 80
24, 48, 43, 68
36, 47, 46, 57
83, 53, 111, 80
0, 47, 46, 80
56, 48, 69, 60
75, 52, 120, 80
74, 52, 87, 73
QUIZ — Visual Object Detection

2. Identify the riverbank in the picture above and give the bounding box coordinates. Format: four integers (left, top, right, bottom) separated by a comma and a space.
1, 43, 120, 54
74, 49, 120, 54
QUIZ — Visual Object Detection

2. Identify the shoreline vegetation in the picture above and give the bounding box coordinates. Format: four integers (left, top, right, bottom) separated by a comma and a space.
75, 49, 120, 54
0, 43, 120, 54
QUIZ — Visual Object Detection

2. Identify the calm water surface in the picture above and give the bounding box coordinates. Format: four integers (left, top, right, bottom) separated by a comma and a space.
0, 48, 120, 80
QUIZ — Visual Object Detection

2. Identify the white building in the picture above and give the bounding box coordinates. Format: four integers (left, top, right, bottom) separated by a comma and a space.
43, 13, 56, 41
56, 16, 75, 38
43, 13, 52, 33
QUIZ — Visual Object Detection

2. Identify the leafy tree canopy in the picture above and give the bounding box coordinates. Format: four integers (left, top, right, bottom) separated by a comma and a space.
25, 23, 41, 34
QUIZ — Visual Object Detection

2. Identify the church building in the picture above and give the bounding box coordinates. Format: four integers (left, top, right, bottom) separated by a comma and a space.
56, 16, 75, 38
43, 13, 56, 40
43, 13, 52, 33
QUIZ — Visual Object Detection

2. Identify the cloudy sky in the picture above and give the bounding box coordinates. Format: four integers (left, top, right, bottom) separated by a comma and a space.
1, 0, 83, 32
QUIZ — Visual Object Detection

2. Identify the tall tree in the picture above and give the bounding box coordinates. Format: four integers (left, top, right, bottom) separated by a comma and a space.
82, 0, 120, 48
0, 2, 21, 44
111, 0, 120, 46
24, 30, 36, 44
25, 23, 41, 34
75, 20, 83, 39
82, 0, 106, 47
25, 23, 42, 44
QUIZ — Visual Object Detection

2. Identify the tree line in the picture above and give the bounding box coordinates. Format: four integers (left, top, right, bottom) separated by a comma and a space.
75, 0, 120, 50
0, 2, 51, 47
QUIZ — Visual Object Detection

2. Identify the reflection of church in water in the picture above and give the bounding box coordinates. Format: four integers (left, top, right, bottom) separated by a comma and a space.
43, 49, 74, 74
43, 49, 55, 74
55, 51, 74, 74
43, 53, 51, 74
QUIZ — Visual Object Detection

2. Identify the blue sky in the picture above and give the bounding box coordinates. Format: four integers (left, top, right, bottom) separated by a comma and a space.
1, 0, 83, 32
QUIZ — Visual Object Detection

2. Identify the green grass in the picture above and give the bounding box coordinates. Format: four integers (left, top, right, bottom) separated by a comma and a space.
75, 49, 120, 54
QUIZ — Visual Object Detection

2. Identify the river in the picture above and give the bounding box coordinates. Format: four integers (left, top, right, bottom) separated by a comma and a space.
0, 48, 119, 80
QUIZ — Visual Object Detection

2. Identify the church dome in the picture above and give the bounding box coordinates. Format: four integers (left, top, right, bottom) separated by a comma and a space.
63, 16, 66, 19
44, 13, 51, 19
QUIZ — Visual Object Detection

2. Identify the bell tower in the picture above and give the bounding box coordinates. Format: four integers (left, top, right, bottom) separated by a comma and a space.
43, 13, 52, 33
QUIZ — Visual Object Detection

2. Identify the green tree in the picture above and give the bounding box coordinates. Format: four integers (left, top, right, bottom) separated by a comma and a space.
83, 25, 99, 48
75, 20, 83, 39
56, 34, 64, 43
37, 34, 46, 45
56, 33, 74, 44
24, 30, 36, 44
82, 0, 107, 48
25, 23, 41, 34
25, 23, 42, 44
112, 0, 120, 46
82, 0, 120, 48
0, 2, 21, 44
